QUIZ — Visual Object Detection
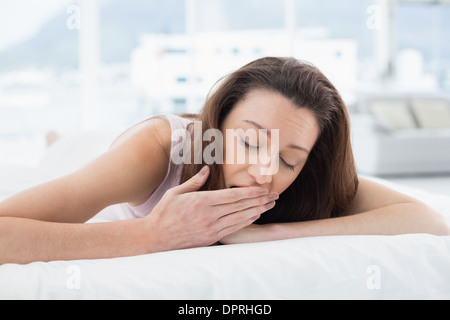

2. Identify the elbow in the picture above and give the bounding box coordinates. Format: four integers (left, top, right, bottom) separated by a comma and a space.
389, 200, 450, 236
415, 202, 450, 236
434, 215, 450, 236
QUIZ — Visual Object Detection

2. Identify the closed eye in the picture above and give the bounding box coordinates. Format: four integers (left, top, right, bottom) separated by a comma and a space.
241, 138, 297, 172
240, 137, 260, 150
280, 157, 295, 171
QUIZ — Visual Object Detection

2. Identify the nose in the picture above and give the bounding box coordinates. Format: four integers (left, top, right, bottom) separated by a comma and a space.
247, 158, 276, 186
249, 168, 273, 185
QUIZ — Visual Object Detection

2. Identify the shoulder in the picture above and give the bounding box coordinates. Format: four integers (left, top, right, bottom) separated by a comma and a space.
110, 114, 195, 153
107, 116, 174, 205
346, 177, 417, 215
111, 116, 171, 153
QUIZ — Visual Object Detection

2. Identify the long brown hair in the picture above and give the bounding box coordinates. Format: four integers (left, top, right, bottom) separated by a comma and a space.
180, 57, 358, 223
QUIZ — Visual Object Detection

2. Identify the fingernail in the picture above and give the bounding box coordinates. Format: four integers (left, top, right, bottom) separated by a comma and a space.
265, 201, 276, 209
268, 193, 279, 201
200, 166, 209, 176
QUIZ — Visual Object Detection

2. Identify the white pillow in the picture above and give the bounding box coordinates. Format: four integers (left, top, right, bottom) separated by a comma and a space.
369, 100, 417, 130
37, 131, 119, 183
411, 99, 450, 129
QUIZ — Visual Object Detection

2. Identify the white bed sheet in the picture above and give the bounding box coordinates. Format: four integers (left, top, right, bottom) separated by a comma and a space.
1, 233, 449, 300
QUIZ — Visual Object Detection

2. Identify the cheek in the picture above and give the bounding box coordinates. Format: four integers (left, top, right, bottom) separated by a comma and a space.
222, 161, 246, 181
274, 172, 301, 195
223, 135, 246, 165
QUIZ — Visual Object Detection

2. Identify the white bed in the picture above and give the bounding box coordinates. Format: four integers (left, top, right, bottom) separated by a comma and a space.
0, 132, 449, 300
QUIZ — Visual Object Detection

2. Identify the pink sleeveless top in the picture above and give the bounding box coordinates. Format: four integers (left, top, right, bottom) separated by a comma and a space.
89, 114, 194, 223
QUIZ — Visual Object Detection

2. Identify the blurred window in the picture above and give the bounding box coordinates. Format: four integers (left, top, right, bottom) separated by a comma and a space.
1, 0, 449, 167
396, 1, 450, 90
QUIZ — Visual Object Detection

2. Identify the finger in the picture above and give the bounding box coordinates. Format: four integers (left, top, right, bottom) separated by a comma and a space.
204, 186, 268, 206
216, 200, 276, 238
213, 192, 278, 218
172, 166, 209, 194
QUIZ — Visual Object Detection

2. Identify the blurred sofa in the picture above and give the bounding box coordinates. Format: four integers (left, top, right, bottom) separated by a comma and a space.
351, 93, 450, 176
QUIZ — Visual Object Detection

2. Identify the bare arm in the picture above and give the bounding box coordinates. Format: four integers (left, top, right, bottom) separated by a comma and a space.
0, 217, 153, 264
221, 178, 450, 244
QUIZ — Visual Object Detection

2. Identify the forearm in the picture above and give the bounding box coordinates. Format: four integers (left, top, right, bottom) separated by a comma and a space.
0, 217, 154, 265
267, 202, 450, 241
222, 202, 450, 244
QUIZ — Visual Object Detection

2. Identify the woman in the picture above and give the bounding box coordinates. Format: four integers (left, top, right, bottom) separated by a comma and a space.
0, 57, 448, 265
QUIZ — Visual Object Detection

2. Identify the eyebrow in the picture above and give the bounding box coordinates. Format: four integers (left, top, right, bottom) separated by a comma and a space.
242, 120, 311, 154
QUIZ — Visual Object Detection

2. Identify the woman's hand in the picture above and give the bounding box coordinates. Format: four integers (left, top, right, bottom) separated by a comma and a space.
144, 166, 278, 252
